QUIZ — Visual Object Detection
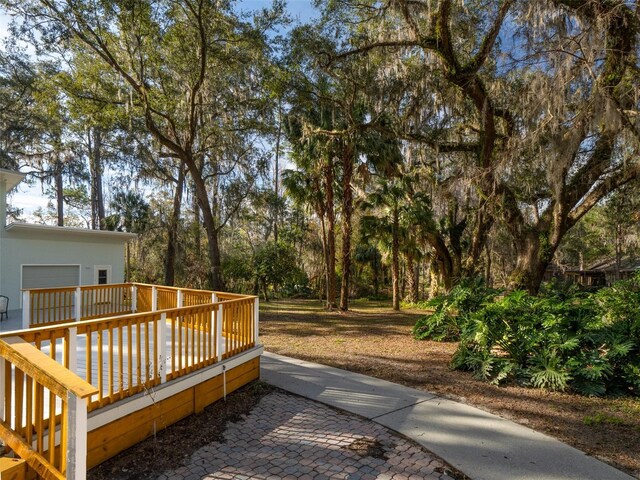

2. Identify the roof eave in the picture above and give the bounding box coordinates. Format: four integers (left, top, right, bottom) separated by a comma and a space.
4, 222, 137, 240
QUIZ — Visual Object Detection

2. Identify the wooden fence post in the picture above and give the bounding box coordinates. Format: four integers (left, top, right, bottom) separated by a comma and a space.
131, 284, 137, 313
66, 393, 88, 480
75, 287, 82, 322
151, 286, 158, 312
67, 327, 78, 374
177, 290, 183, 308
254, 297, 259, 346
0, 358, 4, 422
216, 303, 223, 362
21, 291, 30, 329
158, 313, 167, 384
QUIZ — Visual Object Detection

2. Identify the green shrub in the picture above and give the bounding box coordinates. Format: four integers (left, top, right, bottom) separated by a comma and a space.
415, 274, 640, 397
411, 278, 500, 342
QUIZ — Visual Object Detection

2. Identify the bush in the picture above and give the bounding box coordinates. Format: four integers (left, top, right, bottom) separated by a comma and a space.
412, 278, 500, 341
415, 275, 640, 397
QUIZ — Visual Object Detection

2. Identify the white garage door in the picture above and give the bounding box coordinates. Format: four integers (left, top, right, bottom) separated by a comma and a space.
22, 265, 80, 290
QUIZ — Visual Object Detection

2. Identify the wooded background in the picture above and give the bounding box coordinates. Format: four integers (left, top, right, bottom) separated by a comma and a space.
1, 0, 639, 310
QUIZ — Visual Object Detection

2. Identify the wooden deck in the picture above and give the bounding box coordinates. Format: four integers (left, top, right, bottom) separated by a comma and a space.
0, 283, 261, 480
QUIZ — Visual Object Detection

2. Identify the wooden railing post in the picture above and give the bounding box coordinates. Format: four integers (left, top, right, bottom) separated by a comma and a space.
66, 393, 88, 480
158, 313, 167, 384
75, 287, 82, 322
67, 327, 78, 374
254, 297, 259, 346
177, 290, 183, 308
0, 357, 4, 422
216, 303, 223, 362
21, 291, 30, 329
131, 284, 138, 313
151, 286, 158, 312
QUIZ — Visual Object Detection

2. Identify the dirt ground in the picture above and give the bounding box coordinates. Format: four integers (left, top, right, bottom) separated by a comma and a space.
260, 298, 640, 478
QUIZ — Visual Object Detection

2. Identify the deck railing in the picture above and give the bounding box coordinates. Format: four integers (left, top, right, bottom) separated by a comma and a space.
6, 283, 259, 479
23, 283, 134, 328
16, 283, 258, 411
22, 283, 222, 329
0, 336, 97, 480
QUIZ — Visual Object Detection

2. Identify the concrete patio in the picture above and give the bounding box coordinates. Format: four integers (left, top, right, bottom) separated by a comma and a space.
0, 309, 23, 331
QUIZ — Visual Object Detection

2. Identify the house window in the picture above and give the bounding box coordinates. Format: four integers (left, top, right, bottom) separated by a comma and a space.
94, 265, 112, 285
97, 269, 108, 285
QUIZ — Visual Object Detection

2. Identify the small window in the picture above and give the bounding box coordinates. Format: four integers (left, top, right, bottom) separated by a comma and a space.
97, 269, 109, 285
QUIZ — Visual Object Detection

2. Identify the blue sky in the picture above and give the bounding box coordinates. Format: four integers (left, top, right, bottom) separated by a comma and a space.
0, 0, 319, 219
240, 0, 318, 23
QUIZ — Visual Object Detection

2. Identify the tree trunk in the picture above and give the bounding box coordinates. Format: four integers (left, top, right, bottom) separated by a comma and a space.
193, 185, 201, 257
165, 162, 186, 286
464, 209, 492, 276
319, 214, 330, 303
392, 206, 400, 311
183, 155, 224, 290
509, 230, 557, 295
339, 142, 354, 311
274, 101, 282, 244
126, 242, 131, 282
88, 127, 105, 230
324, 155, 338, 309
373, 259, 380, 297
405, 252, 418, 303
485, 241, 492, 287
55, 160, 64, 227
425, 232, 456, 292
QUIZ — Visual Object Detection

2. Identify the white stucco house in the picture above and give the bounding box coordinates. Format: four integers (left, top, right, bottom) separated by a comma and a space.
0, 169, 136, 316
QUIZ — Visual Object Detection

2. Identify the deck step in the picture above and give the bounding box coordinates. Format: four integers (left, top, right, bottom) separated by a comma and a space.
0, 457, 26, 480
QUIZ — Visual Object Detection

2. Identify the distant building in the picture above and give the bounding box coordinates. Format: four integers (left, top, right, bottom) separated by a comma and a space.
0, 169, 136, 316
544, 257, 640, 287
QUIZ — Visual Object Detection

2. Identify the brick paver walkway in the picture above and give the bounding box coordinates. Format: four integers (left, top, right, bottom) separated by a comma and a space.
158, 391, 457, 480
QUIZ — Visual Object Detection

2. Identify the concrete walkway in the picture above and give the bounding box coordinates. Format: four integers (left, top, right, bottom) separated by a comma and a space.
261, 352, 634, 480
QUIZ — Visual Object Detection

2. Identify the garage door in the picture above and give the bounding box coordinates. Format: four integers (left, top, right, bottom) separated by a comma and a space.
22, 265, 80, 290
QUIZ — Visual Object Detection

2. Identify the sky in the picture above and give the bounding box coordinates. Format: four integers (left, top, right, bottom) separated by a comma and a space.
0, 0, 319, 219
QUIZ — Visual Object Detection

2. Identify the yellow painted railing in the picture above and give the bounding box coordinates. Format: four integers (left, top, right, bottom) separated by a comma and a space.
135, 284, 153, 312
24, 284, 134, 328
182, 288, 214, 307
220, 296, 256, 358
23, 283, 220, 328
79, 284, 131, 320
0, 336, 97, 480
14, 285, 257, 413
166, 304, 220, 380
27, 287, 77, 327
4, 283, 258, 479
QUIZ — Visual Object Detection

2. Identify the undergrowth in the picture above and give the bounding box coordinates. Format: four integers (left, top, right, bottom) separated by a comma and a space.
413, 276, 640, 397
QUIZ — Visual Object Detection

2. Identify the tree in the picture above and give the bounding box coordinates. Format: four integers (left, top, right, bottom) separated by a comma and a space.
361, 175, 434, 309
324, 0, 640, 294
283, 146, 338, 309
106, 190, 150, 281
4, 0, 281, 289
0, 47, 38, 169
253, 241, 304, 301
